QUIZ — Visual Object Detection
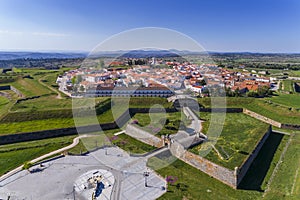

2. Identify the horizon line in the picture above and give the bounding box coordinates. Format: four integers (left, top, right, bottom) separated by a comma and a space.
0, 49, 300, 54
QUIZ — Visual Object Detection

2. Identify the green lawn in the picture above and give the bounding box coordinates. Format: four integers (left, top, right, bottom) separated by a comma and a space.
149, 131, 296, 200
0, 109, 117, 134
190, 113, 269, 169
282, 80, 295, 93
244, 99, 300, 124
265, 93, 300, 109
0, 96, 11, 117
131, 112, 191, 136
289, 70, 300, 77
263, 132, 300, 200
198, 97, 300, 124
0, 96, 10, 108
69, 129, 156, 155
149, 159, 262, 200
198, 97, 255, 108
0, 129, 155, 177
112, 97, 173, 108
6, 76, 54, 97
0, 67, 75, 100
239, 132, 288, 191
112, 132, 156, 153
10, 94, 72, 111
0, 118, 75, 134
10, 95, 110, 112
0, 136, 75, 176
0, 90, 19, 119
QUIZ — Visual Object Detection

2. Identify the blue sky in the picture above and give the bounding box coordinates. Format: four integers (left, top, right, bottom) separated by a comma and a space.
0, 0, 299, 52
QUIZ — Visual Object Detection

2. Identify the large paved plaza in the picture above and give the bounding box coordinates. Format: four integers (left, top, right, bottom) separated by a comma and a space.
0, 147, 166, 200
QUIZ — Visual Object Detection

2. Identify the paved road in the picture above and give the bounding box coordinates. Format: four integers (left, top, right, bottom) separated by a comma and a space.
0, 134, 93, 183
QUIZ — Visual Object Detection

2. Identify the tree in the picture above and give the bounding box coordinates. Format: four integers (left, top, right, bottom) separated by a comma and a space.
76, 75, 83, 83
257, 86, 271, 97
247, 91, 258, 97
198, 79, 206, 86
79, 85, 85, 92
73, 85, 78, 93
71, 77, 76, 85
225, 87, 234, 97
99, 59, 105, 68
234, 88, 241, 97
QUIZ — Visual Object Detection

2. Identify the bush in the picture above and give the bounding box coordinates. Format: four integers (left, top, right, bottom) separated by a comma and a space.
22, 161, 33, 170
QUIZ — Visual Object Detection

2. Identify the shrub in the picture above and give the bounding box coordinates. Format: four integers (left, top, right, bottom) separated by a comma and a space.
22, 161, 33, 171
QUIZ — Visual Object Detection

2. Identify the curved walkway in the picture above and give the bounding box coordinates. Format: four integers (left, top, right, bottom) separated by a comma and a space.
0, 134, 93, 183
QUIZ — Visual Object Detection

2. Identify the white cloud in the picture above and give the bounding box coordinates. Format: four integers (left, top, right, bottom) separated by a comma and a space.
0, 30, 23, 35
32, 32, 70, 37
0, 30, 69, 37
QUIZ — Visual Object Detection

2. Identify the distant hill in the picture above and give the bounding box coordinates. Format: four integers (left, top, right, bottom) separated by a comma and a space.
0, 51, 87, 60
89, 49, 207, 58
1, 50, 299, 60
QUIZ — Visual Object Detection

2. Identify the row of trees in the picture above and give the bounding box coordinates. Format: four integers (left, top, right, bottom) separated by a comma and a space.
218, 62, 300, 70
225, 86, 272, 97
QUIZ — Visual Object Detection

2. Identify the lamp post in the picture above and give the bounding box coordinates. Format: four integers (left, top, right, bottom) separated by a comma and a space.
143, 171, 150, 187
73, 185, 75, 200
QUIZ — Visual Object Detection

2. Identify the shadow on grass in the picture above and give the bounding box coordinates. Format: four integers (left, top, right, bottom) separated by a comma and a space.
238, 132, 284, 191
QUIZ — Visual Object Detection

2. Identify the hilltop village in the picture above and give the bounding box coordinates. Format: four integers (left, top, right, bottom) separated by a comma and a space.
57, 59, 274, 97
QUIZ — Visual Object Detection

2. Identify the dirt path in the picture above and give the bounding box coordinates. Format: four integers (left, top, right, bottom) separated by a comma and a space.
38, 75, 62, 99
291, 160, 300, 195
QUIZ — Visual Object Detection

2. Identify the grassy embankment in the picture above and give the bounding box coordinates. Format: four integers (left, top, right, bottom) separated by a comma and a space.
131, 111, 191, 137
148, 130, 295, 200
198, 96, 300, 124
189, 113, 269, 169
0, 128, 156, 176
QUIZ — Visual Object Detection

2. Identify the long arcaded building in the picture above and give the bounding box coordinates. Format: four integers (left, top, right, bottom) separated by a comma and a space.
86, 85, 174, 97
